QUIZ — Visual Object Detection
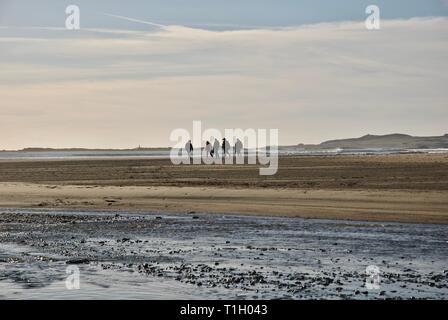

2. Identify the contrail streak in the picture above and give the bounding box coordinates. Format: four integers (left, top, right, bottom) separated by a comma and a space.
103, 13, 265, 31
103, 13, 168, 29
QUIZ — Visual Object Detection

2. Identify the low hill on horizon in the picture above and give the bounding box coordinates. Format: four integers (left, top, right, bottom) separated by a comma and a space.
296, 133, 448, 149
2, 133, 448, 152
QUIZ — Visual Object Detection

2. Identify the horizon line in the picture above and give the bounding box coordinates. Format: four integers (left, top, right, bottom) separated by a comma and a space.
2, 132, 447, 152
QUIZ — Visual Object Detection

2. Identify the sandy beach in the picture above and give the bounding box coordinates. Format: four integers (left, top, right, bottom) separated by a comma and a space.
0, 154, 447, 224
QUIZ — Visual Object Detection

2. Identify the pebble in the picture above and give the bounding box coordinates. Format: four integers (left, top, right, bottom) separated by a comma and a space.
66, 258, 90, 264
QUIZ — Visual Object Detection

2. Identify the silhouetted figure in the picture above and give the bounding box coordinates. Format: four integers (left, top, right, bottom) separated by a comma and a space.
185, 140, 193, 158
213, 138, 220, 158
205, 141, 212, 157
225, 139, 231, 157
235, 138, 243, 156
222, 138, 231, 157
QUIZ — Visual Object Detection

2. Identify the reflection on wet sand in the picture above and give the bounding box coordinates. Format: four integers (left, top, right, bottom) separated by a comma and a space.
0, 210, 447, 299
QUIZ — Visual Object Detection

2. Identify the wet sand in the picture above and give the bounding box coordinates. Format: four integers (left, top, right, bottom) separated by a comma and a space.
1, 154, 448, 300
0, 210, 447, 299
0, 154, 448, 224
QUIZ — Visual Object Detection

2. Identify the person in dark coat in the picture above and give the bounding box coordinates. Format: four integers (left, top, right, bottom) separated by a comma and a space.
222, 138, 231, 157
185, 140, 193, 158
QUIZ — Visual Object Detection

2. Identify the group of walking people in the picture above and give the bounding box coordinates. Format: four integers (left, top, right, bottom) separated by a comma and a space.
185, 138, 243, 158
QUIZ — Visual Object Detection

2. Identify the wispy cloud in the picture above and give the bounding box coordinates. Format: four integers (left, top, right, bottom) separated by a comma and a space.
0, 17, 447, 148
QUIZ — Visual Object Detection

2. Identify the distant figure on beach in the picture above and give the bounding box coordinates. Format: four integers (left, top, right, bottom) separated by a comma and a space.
222, 138, 231, 157
205, 141, 212, 157
185, 140, 193, 158
235, 138, 243, 156
213, 138, 220, 158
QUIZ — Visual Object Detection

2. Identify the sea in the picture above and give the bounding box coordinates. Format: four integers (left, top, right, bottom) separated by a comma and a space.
0, 148, 447, 160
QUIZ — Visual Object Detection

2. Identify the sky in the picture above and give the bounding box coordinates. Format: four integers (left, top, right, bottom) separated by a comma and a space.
0, 0, 447, 149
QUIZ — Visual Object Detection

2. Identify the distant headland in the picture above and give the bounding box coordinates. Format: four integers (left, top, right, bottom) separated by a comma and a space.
295, 133, 448, 150
2, 133, 448, 152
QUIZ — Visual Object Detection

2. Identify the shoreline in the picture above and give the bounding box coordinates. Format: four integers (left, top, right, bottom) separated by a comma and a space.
2, 202, 448, 226
0, 150, 447, 162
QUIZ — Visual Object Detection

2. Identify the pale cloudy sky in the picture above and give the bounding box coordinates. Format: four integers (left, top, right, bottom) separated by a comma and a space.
0, 1, 447, 149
